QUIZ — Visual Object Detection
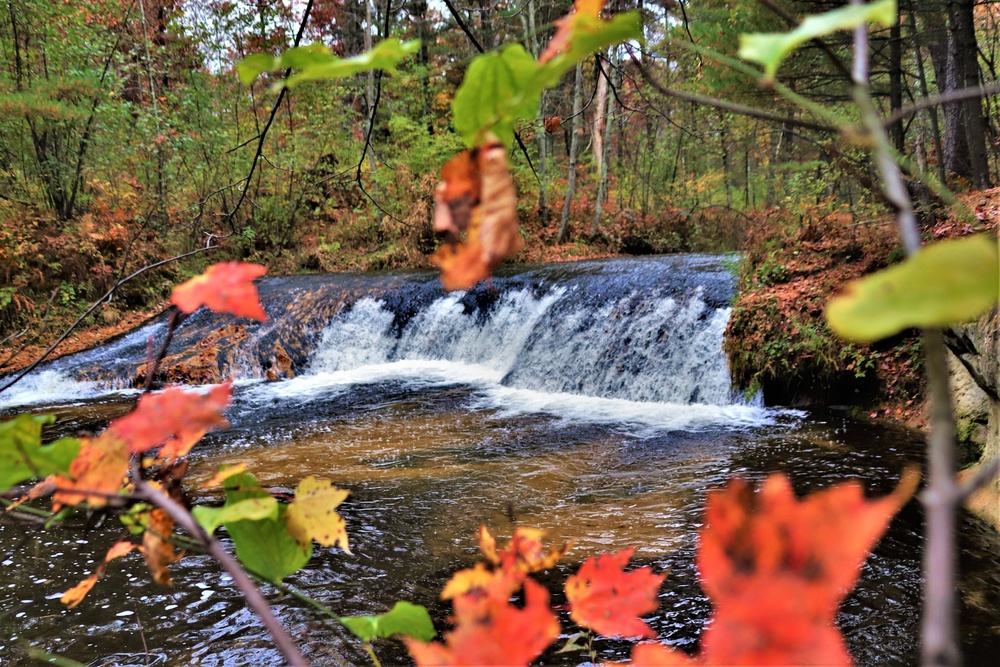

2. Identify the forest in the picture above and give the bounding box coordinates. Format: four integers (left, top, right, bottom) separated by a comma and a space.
1, 0, 1000, 666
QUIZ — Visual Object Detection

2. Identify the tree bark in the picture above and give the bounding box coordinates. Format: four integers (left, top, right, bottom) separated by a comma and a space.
557, 63, 584, 244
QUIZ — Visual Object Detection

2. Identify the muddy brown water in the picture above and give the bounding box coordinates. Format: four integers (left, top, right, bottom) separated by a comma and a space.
1, 256, 999, 666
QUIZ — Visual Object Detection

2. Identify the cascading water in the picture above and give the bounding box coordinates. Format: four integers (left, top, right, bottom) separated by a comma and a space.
0, 255, 764, 431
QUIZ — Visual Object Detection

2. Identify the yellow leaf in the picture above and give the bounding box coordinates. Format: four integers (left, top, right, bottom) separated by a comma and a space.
441, 563, 498, 600
285, 476, 351, 554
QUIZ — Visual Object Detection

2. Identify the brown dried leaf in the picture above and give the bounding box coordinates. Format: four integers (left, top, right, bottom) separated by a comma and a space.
61, 541, 135, 608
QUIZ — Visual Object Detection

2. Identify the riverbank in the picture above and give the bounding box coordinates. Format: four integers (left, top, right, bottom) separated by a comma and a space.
725, 191, 1000, 457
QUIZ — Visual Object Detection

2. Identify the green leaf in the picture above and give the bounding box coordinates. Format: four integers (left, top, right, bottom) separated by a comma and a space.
825, 235, 1000, 342
222, 473, 310, 583
739, 0, 897, 82
537, 13, 644, 88
339, 601, 436, 643
237, 39, 421, 88
193, 496, 279, 535
452, 44, 542, 148
0, 415, 79, 492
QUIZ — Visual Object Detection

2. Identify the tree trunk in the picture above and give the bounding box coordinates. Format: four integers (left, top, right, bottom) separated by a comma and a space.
364, 0, 378, 194
931, 0, 991, 188
527, 0, 549, 227
557, 63, 584, 244
908, 1, 947, 186
591, 51, 615, 238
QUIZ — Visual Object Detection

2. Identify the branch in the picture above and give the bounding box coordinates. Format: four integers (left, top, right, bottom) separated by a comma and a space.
626, 49, 837, 134
958, 456, 1000, 502
225, 0, 315, 229
442, 0, 484, 53
850, 6, 959, 665
134, 475, 308, 666
882, 83, 1000, 129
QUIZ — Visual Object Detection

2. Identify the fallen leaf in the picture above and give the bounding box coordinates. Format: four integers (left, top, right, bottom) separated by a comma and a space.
108, 383, 231, 459
61, 541, 135, 608
440, 562, 499, 600
285, 475, 351, 553
565, 547, 664, 638
405, 578, 558, 666
170, 261, 268, 321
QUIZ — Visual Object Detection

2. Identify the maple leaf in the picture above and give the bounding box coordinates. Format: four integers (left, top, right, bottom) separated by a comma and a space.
695, 470, 919, 666
108, 383, 231, 459
284, 475, 351, 553
140, 508, 180, 585
51, 431, 130, 510
539, 0, 605, 64
405, 578, 559, 667
565, 547, 664, 638
430, 135, 522, 291
440, 562, 500, 600
629, 642, 697, 666
61, 541, 135, 608
478, 525, 571, 573
170, 261, 268, 321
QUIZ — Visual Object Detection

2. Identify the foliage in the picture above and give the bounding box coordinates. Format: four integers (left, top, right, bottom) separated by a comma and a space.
826, 234, 999, 341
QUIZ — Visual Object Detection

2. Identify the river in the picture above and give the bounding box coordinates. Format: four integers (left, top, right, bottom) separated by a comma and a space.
1, 255, 999, 666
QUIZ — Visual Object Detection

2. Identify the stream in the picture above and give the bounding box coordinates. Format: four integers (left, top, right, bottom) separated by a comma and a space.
1, 255, 999, 666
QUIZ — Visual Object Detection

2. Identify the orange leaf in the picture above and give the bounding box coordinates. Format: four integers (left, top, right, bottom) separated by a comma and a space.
108, 383, 231, 458
430, 135, 522, 291
61, 541, 135, 608
544, 116, 562, 134
630, 642, 697, 666
696, 469, 919, 666
140, 508, 179, 586
406, 578, 558, 666
539, 0, 605, 64
170, 261, 268, 321
478, 525, 571, 573
52, 432, 130, 511
565, 547, 664, 638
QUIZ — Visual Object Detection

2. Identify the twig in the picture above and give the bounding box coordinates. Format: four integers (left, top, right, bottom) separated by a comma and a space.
958, 456, 1000, 502
883, 83, 1000, 129
133, 474, 309, 666
142, 309, 187, 392
625, 48, 837, 134
0, 246, 217, 396
225, 0, 315, 230
850, 6, 959, 665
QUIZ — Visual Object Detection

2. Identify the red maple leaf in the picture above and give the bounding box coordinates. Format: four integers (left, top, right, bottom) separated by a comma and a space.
565, 547, 664, 638
695, 470, 919, 665
406, 577, 559, 666
108, 383, 231, 458
170, 261, 268, 321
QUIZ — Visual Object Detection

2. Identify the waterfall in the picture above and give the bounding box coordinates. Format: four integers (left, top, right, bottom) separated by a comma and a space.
0, 255, 767, 429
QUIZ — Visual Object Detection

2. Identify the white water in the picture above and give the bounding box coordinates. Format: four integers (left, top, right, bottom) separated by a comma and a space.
0, 261, 777, 432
